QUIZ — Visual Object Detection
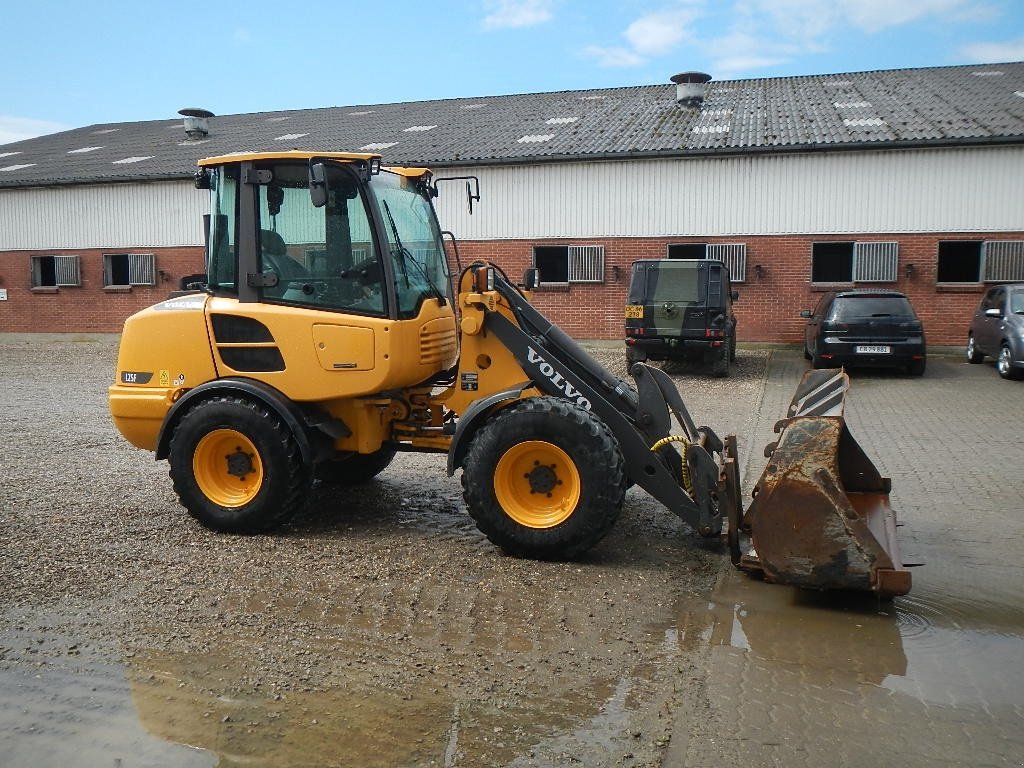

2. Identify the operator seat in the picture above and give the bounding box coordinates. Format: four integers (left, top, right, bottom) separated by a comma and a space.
260, 229, 308, 285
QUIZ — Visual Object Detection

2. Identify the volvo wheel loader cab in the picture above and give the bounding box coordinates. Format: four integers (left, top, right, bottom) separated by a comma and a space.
624, 258, 738, 376
108, 150, 914, 598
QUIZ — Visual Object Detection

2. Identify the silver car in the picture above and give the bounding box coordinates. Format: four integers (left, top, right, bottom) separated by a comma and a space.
967, 283, 1024, 380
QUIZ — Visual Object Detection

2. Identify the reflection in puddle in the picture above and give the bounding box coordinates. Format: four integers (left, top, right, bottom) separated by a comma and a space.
129, 649, 453, 768
677, 572, 1024, 766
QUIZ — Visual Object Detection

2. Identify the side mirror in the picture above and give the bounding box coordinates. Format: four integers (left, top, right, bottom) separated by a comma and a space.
985, 307, 1002, 318
309, 162, 328, 208
521, 267, 541, 291
800, 310, 812, 318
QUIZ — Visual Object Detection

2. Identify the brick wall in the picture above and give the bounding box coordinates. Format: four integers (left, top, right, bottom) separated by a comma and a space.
0, 247, 205, 333
3, 232, 1020, 344
454, 232, 1024, 345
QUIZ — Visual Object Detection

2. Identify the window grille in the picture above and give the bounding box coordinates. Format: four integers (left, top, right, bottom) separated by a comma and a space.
127, 254, 156, 285
852, 241, 899, 282
982, 241, 1024, 282
707, 243, 747, 282
54, 255, 82, 286
567, 245, 604, 282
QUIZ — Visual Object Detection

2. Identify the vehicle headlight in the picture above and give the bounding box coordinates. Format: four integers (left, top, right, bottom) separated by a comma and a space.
823, 336, 843, 344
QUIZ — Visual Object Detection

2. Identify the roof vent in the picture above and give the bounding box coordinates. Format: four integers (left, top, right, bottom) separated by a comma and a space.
178, 108, 214, 139
670, 72, 711, 107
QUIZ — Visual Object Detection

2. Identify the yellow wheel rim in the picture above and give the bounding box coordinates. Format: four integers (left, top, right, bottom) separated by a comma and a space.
494, 441, 581, 529
193, 429, 263, 508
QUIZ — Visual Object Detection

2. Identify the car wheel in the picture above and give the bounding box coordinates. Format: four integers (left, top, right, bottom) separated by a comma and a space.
966, 335, 984, 364
997, 344, 1023, 380
907, 359, 926, 376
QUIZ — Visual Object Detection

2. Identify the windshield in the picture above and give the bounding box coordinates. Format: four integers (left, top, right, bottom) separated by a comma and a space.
370, 170, 451, 318
829, 296, 915, 321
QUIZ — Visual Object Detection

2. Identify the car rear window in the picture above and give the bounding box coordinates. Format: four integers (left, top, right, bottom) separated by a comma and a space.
829, 296, 915, 321
628, 264, 705, 305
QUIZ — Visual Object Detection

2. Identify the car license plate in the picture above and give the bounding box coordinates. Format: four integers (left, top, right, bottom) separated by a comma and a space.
856, 345, 891, 354
625, 305, 644, 319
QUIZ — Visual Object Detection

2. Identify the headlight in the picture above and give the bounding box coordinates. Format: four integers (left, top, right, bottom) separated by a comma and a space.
823, 336, 843, 344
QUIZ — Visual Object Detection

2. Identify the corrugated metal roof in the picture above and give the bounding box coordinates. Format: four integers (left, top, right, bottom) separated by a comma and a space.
1, 62, 1022, 188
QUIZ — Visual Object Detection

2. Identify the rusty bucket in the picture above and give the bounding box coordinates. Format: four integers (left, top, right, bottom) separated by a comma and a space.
732, 369, 914, 598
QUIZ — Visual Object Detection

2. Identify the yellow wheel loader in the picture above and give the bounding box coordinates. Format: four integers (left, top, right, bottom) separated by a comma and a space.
108, 151, 915, 596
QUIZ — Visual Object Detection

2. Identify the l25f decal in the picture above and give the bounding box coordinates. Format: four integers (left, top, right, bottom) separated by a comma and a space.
525, 347, 592, 410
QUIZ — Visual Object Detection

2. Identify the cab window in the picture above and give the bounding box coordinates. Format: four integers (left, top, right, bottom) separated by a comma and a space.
256, 162, 386, 316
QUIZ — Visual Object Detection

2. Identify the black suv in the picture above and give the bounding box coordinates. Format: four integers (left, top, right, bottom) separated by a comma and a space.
624, 259, 738, 376
801, 290, 926, 375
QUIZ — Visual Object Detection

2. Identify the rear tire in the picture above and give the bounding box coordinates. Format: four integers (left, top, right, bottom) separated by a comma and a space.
626, 347, 647, 367
907, 359, 926, 376
462, 398, 626, 560
966, 335, 984, 364
997, 344, 1022, 380
168, 396, 310, 533
712, 338, 731, 377
315, 447, 397, 485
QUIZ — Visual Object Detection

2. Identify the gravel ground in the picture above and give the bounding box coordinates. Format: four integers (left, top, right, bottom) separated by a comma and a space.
0, 335, 769, 768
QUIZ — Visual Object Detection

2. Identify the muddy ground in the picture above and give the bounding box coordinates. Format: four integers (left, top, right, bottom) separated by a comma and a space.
0, 336, 768, 767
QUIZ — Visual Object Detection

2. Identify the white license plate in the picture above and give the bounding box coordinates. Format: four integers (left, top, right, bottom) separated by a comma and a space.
856, 345, 891, 354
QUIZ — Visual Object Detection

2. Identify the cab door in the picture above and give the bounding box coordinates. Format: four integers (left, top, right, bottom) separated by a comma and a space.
205, 159, 399, 401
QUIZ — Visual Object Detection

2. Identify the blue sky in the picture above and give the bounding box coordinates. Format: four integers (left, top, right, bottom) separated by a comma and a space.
2, 0, 1023, 145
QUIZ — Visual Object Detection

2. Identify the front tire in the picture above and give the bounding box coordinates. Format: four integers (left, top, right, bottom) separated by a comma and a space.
997, 344, 1022, 380
168, 396, 310, 533
462, 398, 626, 560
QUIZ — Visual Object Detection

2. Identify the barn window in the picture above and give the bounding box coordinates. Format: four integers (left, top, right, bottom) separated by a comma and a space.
533, 245, 605, 285
812, 241, 899, 284
936, 241, 982, 283
667, 243, 707, 259
31, 255, 81, 288
104, 253, 156, 287
811, 242, 854, 283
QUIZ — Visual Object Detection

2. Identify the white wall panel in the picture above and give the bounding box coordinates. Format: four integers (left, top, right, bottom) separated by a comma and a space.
1, 146, 1020, 252
433, 146, 1024, 239
0, 181, 207, 249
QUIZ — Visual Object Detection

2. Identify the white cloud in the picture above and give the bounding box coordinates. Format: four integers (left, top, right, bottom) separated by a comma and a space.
959, 37, 1024, 63
582, 45, 646, 68
624, 8, 699, 56
482, 0, 554, 30
583, 4, 702, 68
0, 116, 69, 146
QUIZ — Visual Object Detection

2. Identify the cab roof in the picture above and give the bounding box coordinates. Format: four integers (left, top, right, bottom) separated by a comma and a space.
197, 150, 431, 179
